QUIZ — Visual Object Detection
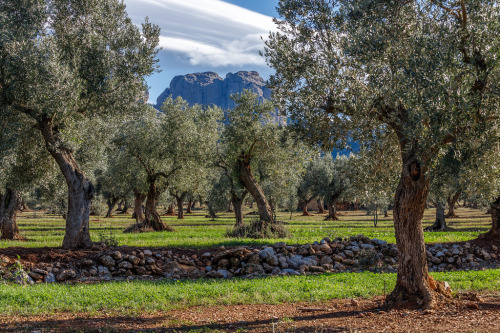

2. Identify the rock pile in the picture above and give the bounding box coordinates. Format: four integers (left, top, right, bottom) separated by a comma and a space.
1, 235, 499, 285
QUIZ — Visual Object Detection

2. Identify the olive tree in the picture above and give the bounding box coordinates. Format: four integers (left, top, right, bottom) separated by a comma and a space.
0, 0, 159, 248
265, 0, 499, 307
116, 99, 221, 231
217, 91, 303, 233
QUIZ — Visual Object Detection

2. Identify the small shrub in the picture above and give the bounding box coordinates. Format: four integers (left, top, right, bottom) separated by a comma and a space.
98, 231, 119, 247
227, 218, 291, 239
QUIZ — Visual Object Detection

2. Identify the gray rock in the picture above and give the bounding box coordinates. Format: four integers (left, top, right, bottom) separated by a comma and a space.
98, 266, 111, 278
128, 255, 140, 265
344, 250, 354, 258
101, 255, 116, 267
435, 251, 445, 258
216, 269, 233, 279
281, 269, 300, 276
371, 238, 387, 246
44, 272, 56, 283
118, 261, 133, 269
56, 269, 77, 281
360, 244, 375, 250
319, 244, 332, 254
110, 251, 122, 260
271, 267, 281, 275
309, 266, 326, 273
259, 247, 275, 260
320, 256, 333, 266
15, 271, 34, 285
143, 250, 153, 256
242, 264, 264, 275
272, 242, 286, 249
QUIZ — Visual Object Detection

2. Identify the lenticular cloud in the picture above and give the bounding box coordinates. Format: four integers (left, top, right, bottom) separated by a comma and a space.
124, 0, 277, 67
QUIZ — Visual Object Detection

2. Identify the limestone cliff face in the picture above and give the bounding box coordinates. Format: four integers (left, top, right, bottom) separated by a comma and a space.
156, 71, 272, 109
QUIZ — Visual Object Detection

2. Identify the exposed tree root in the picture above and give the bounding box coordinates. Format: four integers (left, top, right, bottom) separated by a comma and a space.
387, 276, 452, 309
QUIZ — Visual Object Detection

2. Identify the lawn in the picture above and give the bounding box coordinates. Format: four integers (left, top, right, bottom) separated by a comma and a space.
1, 269, 499, 315
1, 206, 492, 249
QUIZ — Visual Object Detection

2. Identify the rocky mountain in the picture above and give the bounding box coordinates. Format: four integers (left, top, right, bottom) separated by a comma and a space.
155, 71, 272, 109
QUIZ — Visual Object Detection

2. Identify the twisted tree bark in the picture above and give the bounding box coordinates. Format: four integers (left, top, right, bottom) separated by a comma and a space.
0, 189, 24, 240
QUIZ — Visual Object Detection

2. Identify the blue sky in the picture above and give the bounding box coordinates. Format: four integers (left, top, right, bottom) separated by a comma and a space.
123, 0, 280, 103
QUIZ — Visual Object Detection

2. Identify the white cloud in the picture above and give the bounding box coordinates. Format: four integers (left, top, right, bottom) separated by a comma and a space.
124, 0, 278, 67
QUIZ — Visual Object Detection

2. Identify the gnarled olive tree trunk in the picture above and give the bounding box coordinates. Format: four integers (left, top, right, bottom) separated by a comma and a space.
186, 199, 193, 214
479, 197, 500, 239
324, 194, 341, 221
133, 190, 146, 222
39, 120, 93, 249
231, 190, 248, 227
388, 153, 435, 308
237, 154, 273, 231
317, 199, 325, 214
425, 203, 448, 231
446, 189, 461, 218
0, 189, 24, 240
105, 196, 120, 218
143, 180, 172, 231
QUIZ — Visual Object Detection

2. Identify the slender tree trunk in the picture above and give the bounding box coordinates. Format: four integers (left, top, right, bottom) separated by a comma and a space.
171, 191, 187, 220
0, 189, 24, 240
186, 199, 193, 213
39, 120, 93, 249
425, 203, 448, 231
118, 201, 129, 214
232, 191, 248, 227
141, 180, 173, 231
237, 155, 273, 231
388, 153, 435, 308
105, 197, 119, 218
479, 196, 500, 239
446, 189, 461, 218
324, 198, 339, 221
133, 191, 146, 222
317, 199, 325, 214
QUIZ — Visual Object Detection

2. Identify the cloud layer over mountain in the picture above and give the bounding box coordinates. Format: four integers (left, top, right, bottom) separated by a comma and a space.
124, 0, 277, 67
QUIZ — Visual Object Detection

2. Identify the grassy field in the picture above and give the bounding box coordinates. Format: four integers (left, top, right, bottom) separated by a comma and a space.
0, 206, 492, 249
0, 207, 497, 317
1, 269, 499, 315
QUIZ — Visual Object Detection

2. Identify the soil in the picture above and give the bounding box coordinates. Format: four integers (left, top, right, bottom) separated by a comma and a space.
1, 294, 499, 332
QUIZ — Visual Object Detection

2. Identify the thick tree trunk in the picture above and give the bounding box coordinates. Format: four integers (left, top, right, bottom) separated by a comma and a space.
141, 180, 173, 231
105, 197, 119, 218
446, 190, 461, 218
302, 202, 310, 216
39, 120, 93, 249
232, 191, 248, 227
479, 196, 500, 239
324, 198, 339, 221
388, 154, 435, 308
0, 189, 24, 240
237, 155, 273, 231
317, 199, 325, 214
165, 202, 176, 216
425, 203, 448, 231
186, 199, 193, 214
133, 191, 146, 223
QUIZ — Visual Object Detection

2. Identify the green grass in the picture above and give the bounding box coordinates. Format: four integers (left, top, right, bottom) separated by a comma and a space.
0, 207, 491, 249
1, 269, 499, 315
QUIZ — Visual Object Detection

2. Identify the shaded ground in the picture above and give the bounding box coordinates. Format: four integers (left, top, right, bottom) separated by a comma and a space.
2, 294, 499, 332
